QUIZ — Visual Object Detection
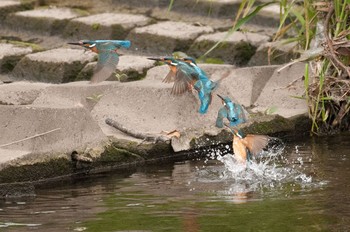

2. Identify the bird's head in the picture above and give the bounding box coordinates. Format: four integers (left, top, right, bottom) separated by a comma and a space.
147, 57, 178, 66
217, 94, 238, 122
181, 57, 197, 65
68, 40, 98, 52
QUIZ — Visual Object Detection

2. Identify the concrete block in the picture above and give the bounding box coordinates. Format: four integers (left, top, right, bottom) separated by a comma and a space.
0, 0, 33, 21
254, 63, 308, 118
0, 105, 106, 155
189, 31, 270, 65
77, 55, 155, 82
0, 43, 32, 73
12, 48, 95, 83
248, 41, 299, 66
127, 21, 214, 55
5, 7, 80, 35
0, 81, 50, 105
64, 12, 152, 40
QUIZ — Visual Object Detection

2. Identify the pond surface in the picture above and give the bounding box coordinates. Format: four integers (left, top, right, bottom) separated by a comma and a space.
1, 133, 350, 231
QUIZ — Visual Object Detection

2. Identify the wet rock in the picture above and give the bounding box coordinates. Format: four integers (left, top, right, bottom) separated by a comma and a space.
64, 12, 152, 40
12, 48, 95, 83
127, 21, 214, 55
189, 31, 270, 65
0, 0, 34, 21
248, 41, 299, 66
5, 7, 80, 35
0, 43, 32, 73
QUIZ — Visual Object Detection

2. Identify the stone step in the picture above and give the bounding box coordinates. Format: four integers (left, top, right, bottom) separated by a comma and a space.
0, 0, 34, 20
127, 21, 214, 55
188, 31, 270, 66
0, 43, 32, 73
12, 48, 95, 83
4, 7, 81, 36
63, 12, 152, 40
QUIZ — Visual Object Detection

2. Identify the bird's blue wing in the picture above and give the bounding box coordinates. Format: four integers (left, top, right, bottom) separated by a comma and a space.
216, 107, 227, 128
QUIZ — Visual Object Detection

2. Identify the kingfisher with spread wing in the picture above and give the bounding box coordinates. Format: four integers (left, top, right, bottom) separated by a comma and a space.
68, 40, 130, 83
226, 125, 270, 164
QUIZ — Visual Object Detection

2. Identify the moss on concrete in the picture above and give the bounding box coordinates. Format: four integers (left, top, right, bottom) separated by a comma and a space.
0, 157, 72, 183
189, 40, 257, 65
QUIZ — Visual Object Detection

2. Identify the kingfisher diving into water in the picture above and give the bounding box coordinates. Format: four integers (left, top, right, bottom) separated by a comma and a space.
147, 56, 218, 114
226, 125, 270, 164
216, 94, 248, 128
68, 40, 131, 83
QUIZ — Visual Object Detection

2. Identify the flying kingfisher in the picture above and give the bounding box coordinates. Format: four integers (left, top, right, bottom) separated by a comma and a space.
147, 57, 198, 95
68, 40, 131, 83
226, 125, 270, 164
181, 57, 221, 114
216, 94, 248, 128
148, 56, 219, 114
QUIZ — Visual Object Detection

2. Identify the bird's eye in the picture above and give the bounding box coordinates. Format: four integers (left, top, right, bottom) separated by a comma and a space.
223, 103, 226, 106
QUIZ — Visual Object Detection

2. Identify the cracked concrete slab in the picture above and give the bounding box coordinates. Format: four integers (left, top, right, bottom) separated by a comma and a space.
127, 21, 214, 55
64, 12, 152, 40
189, 31, 270, 65
5, 7, 80, 35
12, 48, 96, 83
0, 43, 32, 73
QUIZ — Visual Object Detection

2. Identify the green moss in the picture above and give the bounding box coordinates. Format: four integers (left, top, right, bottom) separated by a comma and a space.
0, 157, 72, 183
3, 40, 43, 52
91, 23, 101, 31
72, 8, 90, 17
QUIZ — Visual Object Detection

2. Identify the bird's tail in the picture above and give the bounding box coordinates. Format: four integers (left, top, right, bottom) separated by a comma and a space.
117, 40, 131, 48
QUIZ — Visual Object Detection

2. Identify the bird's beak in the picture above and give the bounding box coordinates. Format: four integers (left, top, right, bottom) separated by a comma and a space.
147, 57, 162, 61
67, 42, 82, 46
217, 94, 225, 101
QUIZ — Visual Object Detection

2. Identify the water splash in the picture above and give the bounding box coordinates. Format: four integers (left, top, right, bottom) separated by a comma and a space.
196, 139, 320, 200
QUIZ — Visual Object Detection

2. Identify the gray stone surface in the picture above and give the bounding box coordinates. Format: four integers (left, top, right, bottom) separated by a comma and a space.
127, 21, 214, 55
0, 63, 309, 179
0, 81, 50, 105
64, 12, 152, 40
189, 31, 270, 65
0, 43, 32, 73
5, 8, 80, 35
254, 63, 308, 118
248, 41, 299, 66
77, 55, 155, 82
12, 48, 96, 83
0, 105, 106, 163
0, 0, 33, 20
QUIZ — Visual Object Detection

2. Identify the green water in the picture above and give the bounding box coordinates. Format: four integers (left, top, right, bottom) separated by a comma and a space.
1, 134, 350, 231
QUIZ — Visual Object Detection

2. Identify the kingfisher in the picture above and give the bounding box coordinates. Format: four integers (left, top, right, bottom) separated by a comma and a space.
216, 94, 248, 128
226, 125, 270, 164
147, 57, 198, 95
68, 40, 131, 83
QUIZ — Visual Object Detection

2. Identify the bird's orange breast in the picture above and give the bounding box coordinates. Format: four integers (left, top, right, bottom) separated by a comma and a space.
232, 135, 247, 163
